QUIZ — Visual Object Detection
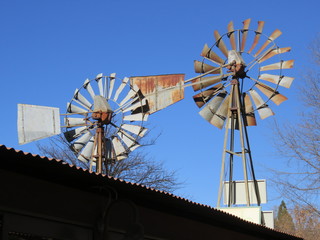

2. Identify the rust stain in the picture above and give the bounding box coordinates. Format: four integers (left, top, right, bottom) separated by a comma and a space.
131, 74, 185, 114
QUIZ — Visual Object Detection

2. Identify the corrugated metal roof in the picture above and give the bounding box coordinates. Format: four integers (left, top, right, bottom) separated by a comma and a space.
0, 145, 303, 240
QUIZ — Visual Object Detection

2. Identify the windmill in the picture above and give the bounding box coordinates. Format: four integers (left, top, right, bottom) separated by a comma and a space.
18, 73, 150, 174
189, 19, 294, 216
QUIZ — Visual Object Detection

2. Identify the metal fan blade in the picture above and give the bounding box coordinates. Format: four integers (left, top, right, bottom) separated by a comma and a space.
201, 44, 224, 64
119, 84, 139, 107
193, 84, 223, 108
254, 29, 282, 57
194, 60, 222, 74
260, 60, 294, 71
73, 88, 92, 109
210, 95, 230, 129
123, 113, 149, 122
259, 73, 294, 88
117, 131, 136, 149
121, 124, 147, 137
71, 131, 92, 152
112, 136, 127, 157
108, 73, 116, 100
243, 93, 256, 126
129, 144, 141, 152
64, 126, 88, 142
214, 30, 229, 58
64, 117, 86, 127
258, 47, 291, 63
113, 77, 129, 101
199, 91, 227, 122
192, 75, 224, 91
67, 103, 88, 115
249, 89, 274, 119
248, 21, 265, 54
95, 73, 104, 96
123, 98, 147, 113
83, 79, 96, 101
105, 138, 114, 160
227, 21, 236, 50
78, 136, 94, 163
255, 83, 288, 105
241, 18, 251, 52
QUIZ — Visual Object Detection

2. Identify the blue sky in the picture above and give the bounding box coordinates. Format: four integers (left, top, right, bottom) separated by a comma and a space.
0, 0, 319, 209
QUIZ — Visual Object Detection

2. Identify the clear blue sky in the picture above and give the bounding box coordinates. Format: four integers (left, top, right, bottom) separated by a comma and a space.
0, 0, 318, 209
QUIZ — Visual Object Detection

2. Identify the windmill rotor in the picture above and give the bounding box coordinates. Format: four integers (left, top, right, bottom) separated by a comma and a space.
63, 73, 149, 174
193, 19, 294, 130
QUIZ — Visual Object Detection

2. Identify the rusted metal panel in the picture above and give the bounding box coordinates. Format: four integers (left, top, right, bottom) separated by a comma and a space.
130, 74, 185, 114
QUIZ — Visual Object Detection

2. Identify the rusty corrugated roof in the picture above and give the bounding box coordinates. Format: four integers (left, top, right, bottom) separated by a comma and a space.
0, 145, 303, 240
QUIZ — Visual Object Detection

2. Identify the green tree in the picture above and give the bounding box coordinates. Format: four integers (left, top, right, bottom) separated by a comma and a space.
274, 201, 295, 235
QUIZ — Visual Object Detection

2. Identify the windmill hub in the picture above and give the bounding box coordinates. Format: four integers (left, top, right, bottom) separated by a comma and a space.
227, 50, 246, 79
92, 95, 113, 125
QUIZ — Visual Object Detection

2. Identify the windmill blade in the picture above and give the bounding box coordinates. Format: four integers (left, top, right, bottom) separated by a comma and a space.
95, 73, 104, 96
64, 117, 87, 127
71, 131, 92, 152
248, 21, 265, 54
249, 89, 274, 119
259, 73, 294, 88
123, 98, 147, 113
201, 44, 224, 64
113, 77, 129, 101
193, 84, 223, 108
210, 95, 230, 129
105, 138, 114, 160
117, 131, 137, 149
18, 104, 61, 145
260, 60, 294, 71
123, 113, 149, 122
255, 83, 288, 105
241, 18, 251, 52
258, 47, 291, 63
108, 73, 116, 100
194, 60, 222, 74
199, 91, 227, 122
254, 29, 282, 57
121, 124, 147, 137
243, 93, 257, 126
78, 136, 94, 163
83, 79, 96, 101
129, 144, 141, 152
64, 126, 88, 142
192, 74, 225, 91
214, 30, 229, 58
227, 21, 236, 50
67, 102, 88, 115
73, 88, 92, 109
119, 85, 139, 107
112, 136, 126, 156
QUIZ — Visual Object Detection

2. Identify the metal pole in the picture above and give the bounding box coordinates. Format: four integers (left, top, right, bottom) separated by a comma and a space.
234, 82, 250, 206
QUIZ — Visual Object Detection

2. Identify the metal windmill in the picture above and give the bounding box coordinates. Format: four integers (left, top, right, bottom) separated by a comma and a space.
18, 73, 150, 174
191, 19, 294, 208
